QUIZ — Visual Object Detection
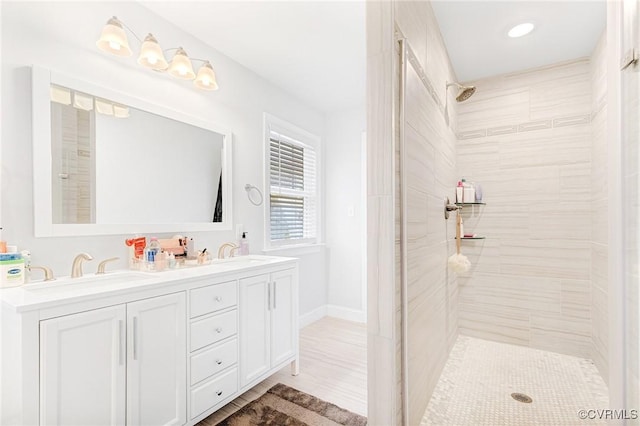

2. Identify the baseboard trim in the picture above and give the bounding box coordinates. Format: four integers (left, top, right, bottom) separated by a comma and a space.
326, 304, 366, 323
299, 305, 327, 328
299, 304, 367, 328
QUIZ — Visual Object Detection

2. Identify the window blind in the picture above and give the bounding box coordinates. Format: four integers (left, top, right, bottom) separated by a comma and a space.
269, 131, 317, 243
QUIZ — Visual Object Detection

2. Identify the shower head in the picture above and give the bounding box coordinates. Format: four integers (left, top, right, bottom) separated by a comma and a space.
446, 82, 476, 102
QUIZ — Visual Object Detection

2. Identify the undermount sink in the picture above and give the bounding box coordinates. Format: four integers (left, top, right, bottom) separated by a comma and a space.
213, 256, 271, 266
23, 271, 151, 290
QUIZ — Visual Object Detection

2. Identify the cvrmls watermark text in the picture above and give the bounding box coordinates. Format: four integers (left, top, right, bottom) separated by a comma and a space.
578, 409, 638, 420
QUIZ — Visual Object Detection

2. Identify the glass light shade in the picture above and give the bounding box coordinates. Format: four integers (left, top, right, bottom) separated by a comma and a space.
137, 34, 168, 70
50, 86, 71, 105
167, 48, 196, 80
194, 62, 219, 91
95, 99, 114, 115
96, 17, 132, 57
73, 92, 94, 111
113, 105, 130, 118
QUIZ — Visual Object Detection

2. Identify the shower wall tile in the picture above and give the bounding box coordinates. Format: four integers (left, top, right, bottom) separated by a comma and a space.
561, 279, 592, 320
456, 57, 597, 360
456, 87, 530, 132
395, 5, 460, 422
394, 1, 429, 71
367, 2, 400, 424
424, 3, 450, 106
590, 32, 608, 383
367, 54, 394, 197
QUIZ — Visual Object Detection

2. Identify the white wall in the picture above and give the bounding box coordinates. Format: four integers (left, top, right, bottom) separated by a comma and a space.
325, 107, 366, 321
0, 1, 327, 316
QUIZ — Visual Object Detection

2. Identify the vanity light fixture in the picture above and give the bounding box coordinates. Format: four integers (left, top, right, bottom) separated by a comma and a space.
96, 16, 219, 91
508, 22, 535, 38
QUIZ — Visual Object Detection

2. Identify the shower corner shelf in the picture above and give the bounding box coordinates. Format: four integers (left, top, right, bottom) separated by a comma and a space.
460, 236, 486, 240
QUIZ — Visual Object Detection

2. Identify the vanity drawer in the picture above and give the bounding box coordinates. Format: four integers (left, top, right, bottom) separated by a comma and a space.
191, 338, 238, 385
190, 310, 237, 352
190, 367, 238, 419
190, 280, 237, 318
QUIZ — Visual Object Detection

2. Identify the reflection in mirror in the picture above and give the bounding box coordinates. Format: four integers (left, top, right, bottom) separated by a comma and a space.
32, 66, 233, 236
49, 84, 225, 225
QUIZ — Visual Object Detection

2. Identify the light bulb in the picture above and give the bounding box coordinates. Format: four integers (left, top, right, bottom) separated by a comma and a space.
167, 47, 196, 80
96, 16, 132, 57
194, 61, 219, 91
137, 34, 168, 71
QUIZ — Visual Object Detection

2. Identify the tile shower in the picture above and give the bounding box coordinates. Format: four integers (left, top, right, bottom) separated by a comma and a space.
367, 1, 623, 425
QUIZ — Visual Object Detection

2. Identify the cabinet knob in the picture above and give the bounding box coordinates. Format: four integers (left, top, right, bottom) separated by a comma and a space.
214, 296, 222, 302
215, 327, 222, 333
216, 391, 223, 397
215, 359, 223, 365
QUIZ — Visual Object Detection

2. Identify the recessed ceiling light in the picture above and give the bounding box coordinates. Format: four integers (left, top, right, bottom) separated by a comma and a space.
508, 23, 535, 38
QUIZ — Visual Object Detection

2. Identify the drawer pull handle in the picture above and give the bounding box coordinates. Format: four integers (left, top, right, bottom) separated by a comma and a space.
215, 359, 223, 365
215, 327, 222, 333
214, 296, 222, 302
216, 391, 223, 397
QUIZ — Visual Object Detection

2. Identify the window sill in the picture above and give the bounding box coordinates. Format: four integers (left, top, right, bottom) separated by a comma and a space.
262, 243, 326, 256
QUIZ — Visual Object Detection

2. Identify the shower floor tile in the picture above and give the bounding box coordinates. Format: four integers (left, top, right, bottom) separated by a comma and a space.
421, 335, 609, 425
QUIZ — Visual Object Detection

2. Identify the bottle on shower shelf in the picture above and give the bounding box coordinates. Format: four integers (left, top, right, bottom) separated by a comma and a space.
462, 179, 475, 203
456, 181, 464, 203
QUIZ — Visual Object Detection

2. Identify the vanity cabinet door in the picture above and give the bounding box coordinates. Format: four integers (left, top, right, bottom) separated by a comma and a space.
270, 269, 297, 367
126, 292, 186, 426
239, 273, 271, 387
40, 305, 126, 426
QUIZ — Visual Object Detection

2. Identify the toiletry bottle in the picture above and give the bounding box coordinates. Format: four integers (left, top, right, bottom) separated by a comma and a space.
186, 238, 196, 259
239, 232, 249, 256
147, 237, 161, 263
0, 227, 6, 253
456, 181, 464, 203
21, 250, 31, 283
462, 179, 475, 203
475, 182, 483, 202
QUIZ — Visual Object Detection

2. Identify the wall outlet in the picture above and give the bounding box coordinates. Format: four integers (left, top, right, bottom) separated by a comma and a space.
347, 205, 355, 217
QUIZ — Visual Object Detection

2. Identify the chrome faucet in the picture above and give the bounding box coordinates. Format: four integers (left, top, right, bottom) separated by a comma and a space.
71, 253, 93, 278
96, 257, 119, 274
217, 243, 239, 259
29, 266, 55, 281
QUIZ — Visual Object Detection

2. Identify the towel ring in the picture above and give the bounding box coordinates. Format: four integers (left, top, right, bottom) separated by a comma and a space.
245, 184, 264, 206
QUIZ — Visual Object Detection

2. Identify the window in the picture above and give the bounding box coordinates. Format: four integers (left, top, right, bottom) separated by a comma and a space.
265, 115, 320, 247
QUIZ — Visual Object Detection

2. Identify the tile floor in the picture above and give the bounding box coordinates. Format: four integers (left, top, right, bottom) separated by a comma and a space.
422, 335, 609, 425
198, 317, 367, 425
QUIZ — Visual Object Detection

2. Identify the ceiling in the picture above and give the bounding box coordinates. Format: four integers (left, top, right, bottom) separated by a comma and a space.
140, 1, 605, 113
431, 1, 607, 82
141, 1, 366, 113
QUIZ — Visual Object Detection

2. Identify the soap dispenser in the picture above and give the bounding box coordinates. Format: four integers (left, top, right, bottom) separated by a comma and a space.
239, 232, 249, 256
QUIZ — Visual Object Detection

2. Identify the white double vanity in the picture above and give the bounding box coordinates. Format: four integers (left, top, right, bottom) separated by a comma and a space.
1, 256, 299, 425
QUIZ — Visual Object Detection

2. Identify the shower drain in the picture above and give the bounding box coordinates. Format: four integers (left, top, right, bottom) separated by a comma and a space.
511, 393, 533, 404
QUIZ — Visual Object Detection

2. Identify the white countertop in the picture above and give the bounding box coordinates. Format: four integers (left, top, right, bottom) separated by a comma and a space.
0, 255, 297, 313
